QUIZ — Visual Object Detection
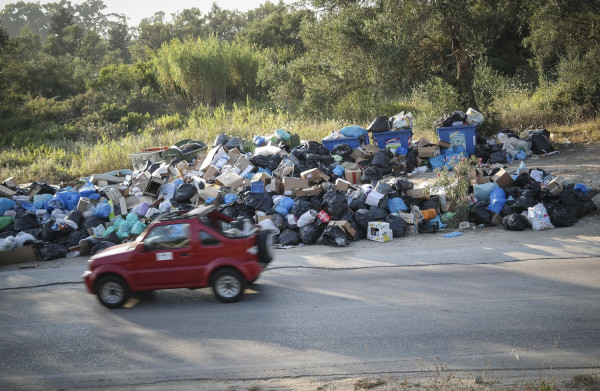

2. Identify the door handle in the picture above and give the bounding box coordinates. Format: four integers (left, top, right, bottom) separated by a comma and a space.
181, 252, 190, 256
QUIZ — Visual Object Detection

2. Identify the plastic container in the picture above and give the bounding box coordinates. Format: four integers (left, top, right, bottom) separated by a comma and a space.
436, 125, 477, 156
129, 151, 163, 171
162, 140, 208, 163
322, 134, 369, 151
371, 129, 413, 149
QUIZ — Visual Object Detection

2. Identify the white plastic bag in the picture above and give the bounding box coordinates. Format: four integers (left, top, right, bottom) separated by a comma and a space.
287, 213, 298, 227
527, 203, 554, 231
296, 209, 317, 228
14, 232, 37, 247
466, 108, 484, 125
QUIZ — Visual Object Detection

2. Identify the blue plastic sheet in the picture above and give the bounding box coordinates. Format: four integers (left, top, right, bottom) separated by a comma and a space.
223, 193, 238, 204
574, 183, 590, 194
47, 191, 80, 211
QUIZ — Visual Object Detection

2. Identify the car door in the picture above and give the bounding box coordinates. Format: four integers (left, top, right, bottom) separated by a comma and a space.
131, 222, 197, 288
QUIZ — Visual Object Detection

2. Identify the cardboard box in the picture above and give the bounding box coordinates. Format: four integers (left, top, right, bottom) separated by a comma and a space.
300, 168, 330, 183
345, 169, 362, 184
215, 172, 244, 189
282, 177, 309, 196
335, 178, 356, 191
418, 145, 440, 158
399, 211, 421, 225
256, 214, 273, 223
341, 162, 361, 170
199, 145, 228, 172
0, 244, 38, 266
197, 185, 220, 202
546, 176, 566, 195
143, 177, 164, 197
234, 156, 253, 172
367, 221, 393, 242
405, 188, 428, 199
252, 172, 272, 183
492, 168, 515, 189
437, 140, 451, 149
296, 185, 324, 197
328, 220, 356, 238
349, 148, 367, 161
405, 224, 419, 235
203, 166, 220, 180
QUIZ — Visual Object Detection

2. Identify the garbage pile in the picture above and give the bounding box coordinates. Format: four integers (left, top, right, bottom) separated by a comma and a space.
0, 117, 597, 264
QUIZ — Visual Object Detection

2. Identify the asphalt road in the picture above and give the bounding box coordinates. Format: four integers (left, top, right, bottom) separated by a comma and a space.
0, 219, 599, 390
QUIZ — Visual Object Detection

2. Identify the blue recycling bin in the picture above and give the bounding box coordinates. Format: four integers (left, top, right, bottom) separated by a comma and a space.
436, 125, 478, 156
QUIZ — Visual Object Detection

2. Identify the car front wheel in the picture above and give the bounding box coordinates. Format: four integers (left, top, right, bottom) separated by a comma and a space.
96, 275, 130, 309
211, 269, 245, 303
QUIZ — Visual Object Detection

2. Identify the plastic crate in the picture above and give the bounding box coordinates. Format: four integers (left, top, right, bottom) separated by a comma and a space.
436, 125, 477, 156
163, 140, 208, 163
371, 129, 413, 149
322, 134, 369, 151
129, 151, 163, 171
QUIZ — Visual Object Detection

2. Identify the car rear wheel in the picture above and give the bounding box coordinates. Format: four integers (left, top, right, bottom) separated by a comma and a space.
96, 275, 130, 309
211, 269, 245, 303
257, 229, 273, 264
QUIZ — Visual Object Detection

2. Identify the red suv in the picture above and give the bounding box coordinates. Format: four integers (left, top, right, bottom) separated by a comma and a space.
83, 205, 273, 308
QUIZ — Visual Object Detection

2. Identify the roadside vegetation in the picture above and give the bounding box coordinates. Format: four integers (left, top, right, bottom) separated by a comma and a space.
1, 0, 599, 184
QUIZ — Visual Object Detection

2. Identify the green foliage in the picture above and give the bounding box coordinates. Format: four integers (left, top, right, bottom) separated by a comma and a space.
119, 112, 150, 131
154, 113, 184, 131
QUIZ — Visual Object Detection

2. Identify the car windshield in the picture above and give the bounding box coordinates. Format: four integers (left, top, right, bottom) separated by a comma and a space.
201, 215, 254, 238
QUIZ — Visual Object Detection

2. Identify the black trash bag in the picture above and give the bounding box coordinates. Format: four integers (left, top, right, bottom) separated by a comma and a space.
387, 214, 407, 238
14, 214, 39, 231
306, 153, 324, 164
361, 166, 382, 184
224, 136, 242, 150
214, 134, 229, 147
354, 209, 372, 231
299, 221, 324, 245
36, 243, 69, 261
434, 111, 467, 127
236, 205, 257, 220
65, 210, 82, 227
367, 116, 392, 133
291, 198, 312, 218
349, 193, 368, 211
271, 213, 289, 231
405, 148, 419, 173
31, 182, 57, 195
515, 173, 541, 196
558, 188, 597, 218
331, 144, 352, 157
174, 183, 198, 204
244, 192, 273, 212
370, 205, 388, 220
489, 150, 507, 164
41, 220, 73, 241
277, 229, 300, 246
250, 154, 282, 172
419, 219, 440, 233
531, 128, 551, 139
498, 128, 520, 139
469, 202, 494, 225
322, 189, 348, 220
371, 149, 392, 169
531, 133, 554, 154
379, 194, 389, 211
104, 230, 120, 244
22, 228, 43, 238
221, 206, 238, 219
501, 214, 530, 231
91, 240, 115, 255
514, 190, 536, 212
500, 202, 518, 216
340, 208, 355, 222
311, 191, 326, 211
316, 225, 349, 247
421, 196, 440, 213
503, 186, 522, 200
543, 200, 578, 227
66, 229, 87, 247
393, 178, 414, 192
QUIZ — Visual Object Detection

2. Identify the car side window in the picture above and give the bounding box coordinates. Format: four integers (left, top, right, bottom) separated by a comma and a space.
144, 223, 190, 251
199, 230, 220, 246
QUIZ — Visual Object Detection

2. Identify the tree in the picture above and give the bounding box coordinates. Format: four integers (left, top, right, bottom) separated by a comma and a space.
0, 1, 50, 39
172, 8, 206, 40
46, 6, 75, 56
108, 23, 130, 62
78, 28, 107, 65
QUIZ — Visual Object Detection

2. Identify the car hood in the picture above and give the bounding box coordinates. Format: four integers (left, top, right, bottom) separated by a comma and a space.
90, 242, 135, 261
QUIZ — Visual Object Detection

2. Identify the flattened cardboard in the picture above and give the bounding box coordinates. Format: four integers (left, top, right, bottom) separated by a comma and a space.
328, 220, 356, 238
546, 176, 566, 195
296, 185, 324, 197
418, 145, 440, 158
215, 172, 244, 189
335, 178, 357, 191
0, 244, 38, 265
200, 145, 227, 172
203, 166, 220, 180
405, 188, 428, 199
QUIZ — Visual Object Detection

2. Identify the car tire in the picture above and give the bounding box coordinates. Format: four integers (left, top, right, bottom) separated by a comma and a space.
257, 229, 273, 264
96, 275, 130, 309
211, 268, 245, 303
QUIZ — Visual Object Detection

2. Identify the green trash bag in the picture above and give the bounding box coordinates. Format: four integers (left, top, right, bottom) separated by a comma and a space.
0, 216, 14, 230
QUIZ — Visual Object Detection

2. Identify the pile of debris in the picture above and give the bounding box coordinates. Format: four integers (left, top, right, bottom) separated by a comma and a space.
0, 118, 597, 264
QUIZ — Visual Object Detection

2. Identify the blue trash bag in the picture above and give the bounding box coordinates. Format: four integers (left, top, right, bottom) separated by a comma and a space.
395, 147, 408, 156
116, 221, 132, 240
131, 221, 146, 235
78, 182, 100, 199
33, 193, 52, 209
47, 191, 80, 211
487, 187, 507, 214
19, 201, 39, 213
93, 201, 112, 219
275, 196, 295, 215
430, 155, 446, 170
126, 212, 139, 224
112, 216, 124, 230
0, 198, 16, 215
515, 150, 527, 160
574, 183, 590, 194
223, 193, 238, 204
339, 125, 368, 138
473, 182, 499, 202
388, 198, 409, 213
332, 165, 345, 177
